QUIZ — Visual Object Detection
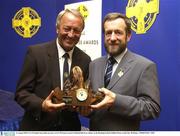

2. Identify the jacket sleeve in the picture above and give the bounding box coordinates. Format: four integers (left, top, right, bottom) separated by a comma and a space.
15, 47, 43, 121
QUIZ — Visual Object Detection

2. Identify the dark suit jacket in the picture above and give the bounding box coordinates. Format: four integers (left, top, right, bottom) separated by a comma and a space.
89, 50, 160, 131
15, 40, 91, 130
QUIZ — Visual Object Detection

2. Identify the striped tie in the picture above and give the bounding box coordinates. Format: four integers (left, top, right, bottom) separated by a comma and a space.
63, 53, 69, 85
104, 57, 116, 87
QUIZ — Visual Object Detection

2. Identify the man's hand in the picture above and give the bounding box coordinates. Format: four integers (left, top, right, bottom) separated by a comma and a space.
42, 90, 65, 112
91, 88, 116, 109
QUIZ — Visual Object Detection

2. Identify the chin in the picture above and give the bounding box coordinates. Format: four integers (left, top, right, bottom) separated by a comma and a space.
109, 49, 118, 54
108, 50, 121, 56
62, 45, 73, 51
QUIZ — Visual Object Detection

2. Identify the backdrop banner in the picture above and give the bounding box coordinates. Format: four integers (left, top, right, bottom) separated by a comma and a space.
65, 0, 102, 60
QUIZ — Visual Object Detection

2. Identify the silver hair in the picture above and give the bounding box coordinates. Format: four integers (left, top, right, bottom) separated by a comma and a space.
56, 9, 85, 30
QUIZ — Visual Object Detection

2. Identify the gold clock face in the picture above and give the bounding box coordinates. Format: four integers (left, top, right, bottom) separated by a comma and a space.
76, 88, 88, 102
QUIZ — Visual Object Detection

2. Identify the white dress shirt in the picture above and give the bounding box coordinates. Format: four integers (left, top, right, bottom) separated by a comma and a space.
106, 48, 128, 78
56, 39, 74, 90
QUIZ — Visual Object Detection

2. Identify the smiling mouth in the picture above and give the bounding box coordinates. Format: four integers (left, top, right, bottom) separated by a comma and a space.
109, 44, 119, 46
65, 39, 74, 43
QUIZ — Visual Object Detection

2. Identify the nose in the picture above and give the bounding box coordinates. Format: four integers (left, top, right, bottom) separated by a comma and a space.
67, 29, 74, 38
110, 32, 116, 41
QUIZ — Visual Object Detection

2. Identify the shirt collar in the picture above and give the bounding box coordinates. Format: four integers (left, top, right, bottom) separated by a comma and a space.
108, 48, 128, 64
56, 38, 74, 60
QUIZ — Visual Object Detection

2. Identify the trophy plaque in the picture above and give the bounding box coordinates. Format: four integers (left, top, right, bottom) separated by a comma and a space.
52, 66, 105, 106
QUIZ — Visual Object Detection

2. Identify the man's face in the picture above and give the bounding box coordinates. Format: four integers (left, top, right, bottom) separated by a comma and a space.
56, 12, 83, 52
104, 18, 131, 56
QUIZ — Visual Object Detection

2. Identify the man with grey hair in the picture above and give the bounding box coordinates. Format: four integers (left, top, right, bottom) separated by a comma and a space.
15, 9, 91, 130
88, 12, 160, 130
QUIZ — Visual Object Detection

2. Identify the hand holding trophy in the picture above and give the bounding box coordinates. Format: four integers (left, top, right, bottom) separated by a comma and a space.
52, 66, 105, 116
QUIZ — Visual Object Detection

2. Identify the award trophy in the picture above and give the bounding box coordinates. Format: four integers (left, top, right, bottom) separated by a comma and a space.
52, 66, 105, 107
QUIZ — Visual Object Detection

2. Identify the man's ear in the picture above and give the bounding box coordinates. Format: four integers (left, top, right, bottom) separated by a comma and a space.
127, 33, 132, 42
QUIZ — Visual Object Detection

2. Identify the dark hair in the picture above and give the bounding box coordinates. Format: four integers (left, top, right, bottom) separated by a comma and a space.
103, 13, 131, 35
56, 9, 85, 30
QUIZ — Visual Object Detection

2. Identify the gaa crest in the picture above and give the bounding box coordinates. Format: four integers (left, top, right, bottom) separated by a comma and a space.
77, 4, 89, 20
126, 0, 159, 34
12, 7, 41, 38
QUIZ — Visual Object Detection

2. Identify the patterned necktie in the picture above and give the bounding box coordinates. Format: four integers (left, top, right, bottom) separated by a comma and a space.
104, 56, 116, 87
63, 53, 69, 86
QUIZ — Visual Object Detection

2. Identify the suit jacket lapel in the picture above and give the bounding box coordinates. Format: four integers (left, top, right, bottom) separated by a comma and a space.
71, 47, 79, 70
47, 41, 61, 89
108, 51, 134, 89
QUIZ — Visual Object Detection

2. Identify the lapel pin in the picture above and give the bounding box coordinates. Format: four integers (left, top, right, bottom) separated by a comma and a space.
118, 69, 124, 77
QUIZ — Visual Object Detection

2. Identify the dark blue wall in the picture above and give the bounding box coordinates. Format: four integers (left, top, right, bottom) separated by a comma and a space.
0, 0, 179, 130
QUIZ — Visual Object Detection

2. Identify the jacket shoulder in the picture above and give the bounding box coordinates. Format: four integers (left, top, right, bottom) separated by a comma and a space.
128, 51, 156, 66
90, 56, 106, 65
74, 46, 91, 61
26, 40, 56, 56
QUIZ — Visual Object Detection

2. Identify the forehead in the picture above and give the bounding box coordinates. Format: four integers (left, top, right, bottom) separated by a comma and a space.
104, 18, 126, 31
60, 12, 83, 26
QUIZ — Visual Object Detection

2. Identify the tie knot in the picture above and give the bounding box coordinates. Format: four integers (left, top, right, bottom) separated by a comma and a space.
108, 56, 116, 65
63, 53, 69, 59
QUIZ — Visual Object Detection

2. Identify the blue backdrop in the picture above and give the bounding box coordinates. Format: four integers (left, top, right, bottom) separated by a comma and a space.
0, 0, 180, 130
